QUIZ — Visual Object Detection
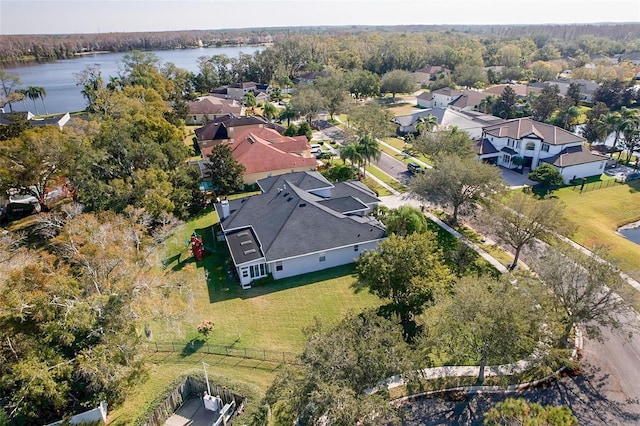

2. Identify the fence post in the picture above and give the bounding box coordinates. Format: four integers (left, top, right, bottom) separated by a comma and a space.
172, 341, 175, 352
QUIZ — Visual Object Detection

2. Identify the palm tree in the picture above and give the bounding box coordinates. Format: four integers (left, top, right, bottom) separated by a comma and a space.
415, 114, 438, 134
26, 86, 41, 114
383, 205, 428, 236
561, 105, 580, 131
338, 142, 363, 174
596, 112, 621, 146
37, 86, 48, 115
278, 103, 298, 126
356, 135, 381, 177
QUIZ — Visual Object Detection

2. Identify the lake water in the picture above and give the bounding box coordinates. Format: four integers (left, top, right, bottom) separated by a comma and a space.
619, 227, 640, 245
1, 45, 266, 114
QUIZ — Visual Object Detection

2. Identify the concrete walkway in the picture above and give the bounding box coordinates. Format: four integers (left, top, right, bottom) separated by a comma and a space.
380, 194, 509, 274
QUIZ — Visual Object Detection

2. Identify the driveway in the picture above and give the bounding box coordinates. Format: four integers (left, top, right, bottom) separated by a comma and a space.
500, 167, 537, 188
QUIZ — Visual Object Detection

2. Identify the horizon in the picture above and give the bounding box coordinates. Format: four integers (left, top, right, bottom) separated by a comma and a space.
1, 0, 639, 36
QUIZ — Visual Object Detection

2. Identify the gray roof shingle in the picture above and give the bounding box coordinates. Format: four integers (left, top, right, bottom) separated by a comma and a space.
218, 172, 385, 263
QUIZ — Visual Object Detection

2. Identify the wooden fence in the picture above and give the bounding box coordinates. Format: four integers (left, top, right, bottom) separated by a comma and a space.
142, 376, 244, 426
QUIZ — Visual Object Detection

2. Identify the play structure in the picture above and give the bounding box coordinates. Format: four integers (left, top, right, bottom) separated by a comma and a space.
190, 232, 204, 261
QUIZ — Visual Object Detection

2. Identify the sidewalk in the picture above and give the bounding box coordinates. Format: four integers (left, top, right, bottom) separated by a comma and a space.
379, 194, 509, 274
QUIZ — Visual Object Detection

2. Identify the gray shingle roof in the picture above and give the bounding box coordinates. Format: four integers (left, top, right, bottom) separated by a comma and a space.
217, 172, 385, 262
318, 196, 369, 214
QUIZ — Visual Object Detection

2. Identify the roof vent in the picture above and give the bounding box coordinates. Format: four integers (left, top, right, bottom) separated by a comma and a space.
287, 197, 293, 202
240, 240, 252, 246
299, 203, 306, 207
244, 249, 256, 255
283, 192, 290, 197
237, 231, 249, 238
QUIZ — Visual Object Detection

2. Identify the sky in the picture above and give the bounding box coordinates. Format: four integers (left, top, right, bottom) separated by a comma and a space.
1, 0, 639, 35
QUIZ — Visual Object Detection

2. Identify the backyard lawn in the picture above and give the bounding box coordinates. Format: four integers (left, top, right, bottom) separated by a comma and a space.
554, 179, 640, 281
152, 208, 381, 353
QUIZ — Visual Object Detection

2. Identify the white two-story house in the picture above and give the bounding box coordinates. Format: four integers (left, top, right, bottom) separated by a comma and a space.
476, 118, 608, 183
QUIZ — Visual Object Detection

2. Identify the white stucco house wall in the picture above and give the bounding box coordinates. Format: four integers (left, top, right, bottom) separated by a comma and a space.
416, 88, 463, 109
215, 172, 385, 288
476, 118, 607, 184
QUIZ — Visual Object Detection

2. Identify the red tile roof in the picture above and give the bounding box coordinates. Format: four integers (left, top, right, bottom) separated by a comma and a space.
231, 131, 318, 174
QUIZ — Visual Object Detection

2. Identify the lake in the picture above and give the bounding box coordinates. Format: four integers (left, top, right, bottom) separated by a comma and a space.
619, 227, 640, 245
1, 45, 266, 115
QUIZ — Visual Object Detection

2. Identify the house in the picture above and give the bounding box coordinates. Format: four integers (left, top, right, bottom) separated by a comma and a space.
447, 90, 490, 111
215, 171, 386, 288
527, 79, 600, 102
30, 112, 71, 130
414, 65, 451, 84
619, 52, 640, 66
417, 88, 463, 108
476, 118, 607, 183
210, 83, 273, 103
437, 109, 505, 139
0, 111, 70, 130
294, 70, 330, 84
416, 88, 489, 112
197, 126, 319, 184
186, 96, 244, 124
392, 108, 446, 134
194, 114, 285, 153
483, 84, 539, 98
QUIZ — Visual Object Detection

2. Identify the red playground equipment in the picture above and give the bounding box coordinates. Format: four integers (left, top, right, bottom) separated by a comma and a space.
190, 232, 204, 261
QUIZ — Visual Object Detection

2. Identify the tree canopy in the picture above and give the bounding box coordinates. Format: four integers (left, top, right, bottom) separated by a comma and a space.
206, 144, 246, 195
355, 232, 453, 339
411, 154, 505, 224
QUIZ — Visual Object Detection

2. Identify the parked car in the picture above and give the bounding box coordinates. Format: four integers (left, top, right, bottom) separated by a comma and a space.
407, 162, 424, 174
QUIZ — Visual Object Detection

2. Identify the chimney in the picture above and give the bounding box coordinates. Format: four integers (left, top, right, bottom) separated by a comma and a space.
220, 200, 230, 219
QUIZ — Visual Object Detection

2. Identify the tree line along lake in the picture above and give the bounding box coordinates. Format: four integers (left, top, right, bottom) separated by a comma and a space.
1, 45, 266, 115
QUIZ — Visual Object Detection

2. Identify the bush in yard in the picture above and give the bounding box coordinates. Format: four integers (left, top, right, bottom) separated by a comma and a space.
197, 320, 215, 339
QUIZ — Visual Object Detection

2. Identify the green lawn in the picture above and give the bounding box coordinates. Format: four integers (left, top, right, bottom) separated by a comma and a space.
108, 357, 276, 425
156, 210, 381, 352
366, 166, 409, 193
553, 180, 640, 281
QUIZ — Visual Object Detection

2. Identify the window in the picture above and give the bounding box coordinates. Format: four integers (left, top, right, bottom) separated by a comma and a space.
354, 245, 359, 252
516, 141, 521, 149
275, 261, 283, 271
319, 255, 326, 262
525, 142, 536, 151
241, 268, 248, 278
542, 143, 550, 152
259, 263, 266, 276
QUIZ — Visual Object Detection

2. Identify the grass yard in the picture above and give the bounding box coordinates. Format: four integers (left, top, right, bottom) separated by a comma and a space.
553, 180, 640, 281
366, 166, 409, 193
109, 355, 277, 425
153, 208, 381, 353
385, 102, 419, 116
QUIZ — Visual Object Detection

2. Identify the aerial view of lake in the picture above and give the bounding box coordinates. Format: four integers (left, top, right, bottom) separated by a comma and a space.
1, 45, 266, 114
619, 225, 640, 245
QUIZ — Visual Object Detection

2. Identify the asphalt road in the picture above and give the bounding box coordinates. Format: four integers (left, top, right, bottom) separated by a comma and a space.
395, 202, 640, 425
373, 152, 413, 184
